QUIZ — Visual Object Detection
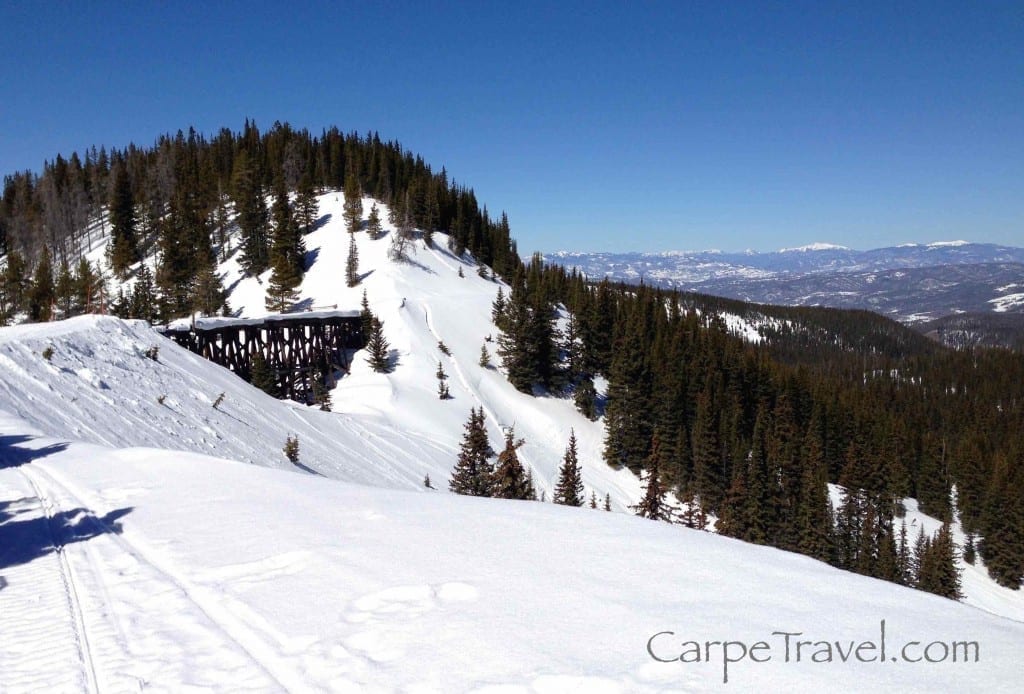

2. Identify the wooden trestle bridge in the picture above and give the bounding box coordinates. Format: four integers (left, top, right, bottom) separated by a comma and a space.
161, 310, 365, 402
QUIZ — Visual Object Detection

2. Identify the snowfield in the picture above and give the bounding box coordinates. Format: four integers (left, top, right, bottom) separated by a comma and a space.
3, 192, 1024, 691
3, 418, 1024, 692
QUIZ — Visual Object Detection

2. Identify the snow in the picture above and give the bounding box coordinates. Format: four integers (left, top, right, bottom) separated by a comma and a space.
927, 240, 970, 248
989, 292, 1024, 313
778, 243, 851, 253
4, 192, 1024, 690
3, 417, 1024, 692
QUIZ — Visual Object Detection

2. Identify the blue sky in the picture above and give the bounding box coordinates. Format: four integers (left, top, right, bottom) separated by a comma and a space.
2, 1, 1021, 253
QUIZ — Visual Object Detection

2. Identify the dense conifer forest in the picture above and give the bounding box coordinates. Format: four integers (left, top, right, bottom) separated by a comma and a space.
1, 121, 1021, 598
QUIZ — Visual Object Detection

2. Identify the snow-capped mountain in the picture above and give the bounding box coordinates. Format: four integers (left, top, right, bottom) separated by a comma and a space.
546, 242, 1024, 324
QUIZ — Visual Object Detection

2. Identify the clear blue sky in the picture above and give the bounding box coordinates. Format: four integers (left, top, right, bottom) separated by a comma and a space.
2, 1, 1021, 253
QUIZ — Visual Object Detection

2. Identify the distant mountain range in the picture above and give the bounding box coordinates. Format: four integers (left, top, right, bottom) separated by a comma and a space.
545, 241, 1024, 325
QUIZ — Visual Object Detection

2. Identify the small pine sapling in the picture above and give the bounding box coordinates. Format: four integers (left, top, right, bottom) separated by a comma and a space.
424, 474, 434, 489
457, 266, 464, 278
436, 360, 451, 399
604, 493, 612, 512
212, 392, 225, 409
590, 491, 598, 509
438, 340, 451, 356
479, 344, 491, 368
145, 345, 160, 361
157, 394, 166, 405
42, 346, 54, 361
283, 434, 300, 463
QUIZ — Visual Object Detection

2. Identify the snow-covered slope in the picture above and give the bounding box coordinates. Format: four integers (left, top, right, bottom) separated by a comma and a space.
4, 193, 642, 508
3, 419, 1024, 692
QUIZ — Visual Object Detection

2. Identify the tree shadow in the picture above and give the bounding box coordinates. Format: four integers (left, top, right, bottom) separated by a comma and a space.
303, 246, 320, 271
0, 501, 133, 573
311, 213, 332, 232
0, 436, 69, 468
0, 435, 134, 578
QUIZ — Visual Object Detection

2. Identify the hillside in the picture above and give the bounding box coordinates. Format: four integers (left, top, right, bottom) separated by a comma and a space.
4, 414, 1024, 692
3, 193, 642, 509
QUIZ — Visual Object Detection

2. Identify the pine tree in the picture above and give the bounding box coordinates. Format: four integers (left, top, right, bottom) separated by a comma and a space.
479, 344, 491, 368
574, 375, 598, 420
232, 151, 270, 275
342, 174, 363, 233
194, 264, 227, 316
633, 466, 671, 521
436, 360, 451, 399
553, 429, 584, 506
604, 493, 612, 512
294, 174, 319, 233
365, 317, 391, 372
250, 353, 278, 396
492, 427, 534, 500
0, 249, 28, 321
28, 246, 55, 321
366, 203, 384, 240
107, 161, 139, 278
449, 407, 495, 497
129, 263, 158, 321
359, 289, 375, 341
283, 434, 300, 463
590, 490, 598, 509
345, 232, 360, 287
55, 257, 75, 317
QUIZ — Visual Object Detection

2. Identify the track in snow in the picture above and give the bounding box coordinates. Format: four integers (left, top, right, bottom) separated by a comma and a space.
23, 462, 310, 693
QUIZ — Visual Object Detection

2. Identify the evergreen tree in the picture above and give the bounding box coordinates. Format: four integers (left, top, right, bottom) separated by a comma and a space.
574, 375, 598, 420
193, 264, 227, 316
73, 258, 101, 315
265, 177, 303, 312
232, 151, 270, 275
0, 249, 28, 321
283, 434, 300, 463
107, 161, 138, 278
449, 407, 495, 497
436, 360, 451, 399
492, 427, 534, 500
365, 317, 391, 372
250, 353, 277, 396
129, 263, 158, 321
479, 343, 491, 368
28, 246, 55, 321
553, 429, 585, 506
633, 465, 671, 521
294, 174, 318, 233
604, 493, 612, 512
345, 232, 360, 287
343, 174, 363, 233
366, 203, 384, 240
359, 288, 375, 340
55, 257, 75, 317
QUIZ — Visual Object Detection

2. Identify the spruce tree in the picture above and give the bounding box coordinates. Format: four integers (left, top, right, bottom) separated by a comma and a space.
492, 427, 533, 500
436, 360, 450, 399
366, 203, 383, 240
449, 407, 495, 497
55, 257, 75, 317
250, 353, 278, 396
345, 232, 360, 287
107, 161, 138, 278
343, 174, 363, 233
633, 466, 671, 521
28, 246, 55, 321
294, 174, 318, 233
553, 429, 584, 506
365, 317, 391, 373
232, 151, 270, 275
